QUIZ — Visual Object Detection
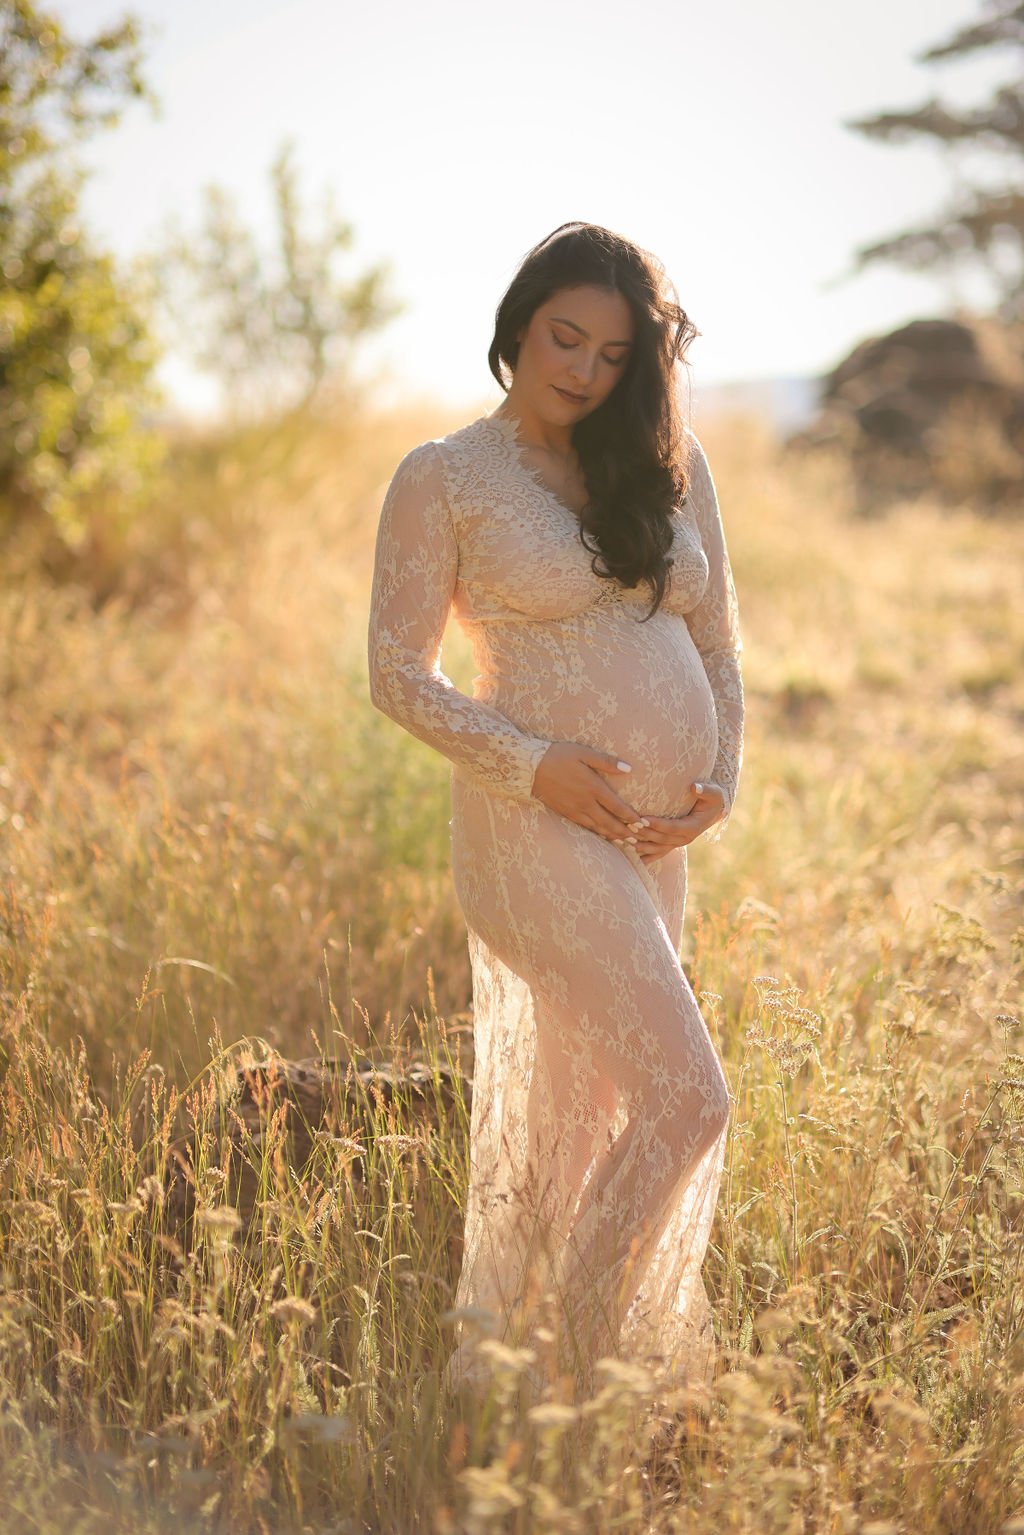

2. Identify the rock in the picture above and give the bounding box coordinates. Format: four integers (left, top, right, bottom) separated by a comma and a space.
162, 1053, 468, 1250
786, 314, 1024, 511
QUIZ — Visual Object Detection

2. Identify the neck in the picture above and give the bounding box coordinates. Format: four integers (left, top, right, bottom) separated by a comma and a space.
493, 391, 574, 457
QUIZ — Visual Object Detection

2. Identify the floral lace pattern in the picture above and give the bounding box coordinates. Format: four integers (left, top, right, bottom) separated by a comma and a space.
367, 411, 745, 1395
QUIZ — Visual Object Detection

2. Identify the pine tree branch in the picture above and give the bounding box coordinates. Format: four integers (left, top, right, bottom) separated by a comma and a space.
844, 83, 1024, 156
852, 187, 1024, 270
918, 0, 1024, 63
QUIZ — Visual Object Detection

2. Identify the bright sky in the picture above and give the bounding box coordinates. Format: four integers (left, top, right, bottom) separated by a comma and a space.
67, 0, 1013, 420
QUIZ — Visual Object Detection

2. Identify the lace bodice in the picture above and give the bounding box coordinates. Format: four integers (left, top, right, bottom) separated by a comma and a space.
367, 411, 744, 841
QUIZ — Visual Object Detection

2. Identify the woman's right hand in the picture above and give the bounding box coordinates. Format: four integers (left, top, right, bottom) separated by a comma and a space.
530, 743, 649, 845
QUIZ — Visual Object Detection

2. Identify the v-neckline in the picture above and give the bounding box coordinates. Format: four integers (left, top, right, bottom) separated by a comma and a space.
480, 411, 588, 524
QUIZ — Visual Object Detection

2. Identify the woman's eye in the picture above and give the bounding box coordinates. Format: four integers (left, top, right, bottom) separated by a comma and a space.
552, 333, 626, 366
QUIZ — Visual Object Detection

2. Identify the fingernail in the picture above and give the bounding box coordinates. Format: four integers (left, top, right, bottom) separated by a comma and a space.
693, 783, 702, 793
617, 760, 632, 771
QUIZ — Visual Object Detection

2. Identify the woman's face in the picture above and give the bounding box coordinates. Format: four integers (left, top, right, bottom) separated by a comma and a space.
513, 284, 635, 421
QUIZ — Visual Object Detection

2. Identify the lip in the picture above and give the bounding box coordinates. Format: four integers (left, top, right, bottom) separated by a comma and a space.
554, 386, 589, 404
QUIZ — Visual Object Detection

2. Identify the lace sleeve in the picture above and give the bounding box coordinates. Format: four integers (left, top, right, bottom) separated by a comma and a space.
684, 433, 745, 843
367, 439, 553, 802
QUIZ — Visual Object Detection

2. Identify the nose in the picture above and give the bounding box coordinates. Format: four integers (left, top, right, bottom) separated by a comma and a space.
568, 351, 599, 389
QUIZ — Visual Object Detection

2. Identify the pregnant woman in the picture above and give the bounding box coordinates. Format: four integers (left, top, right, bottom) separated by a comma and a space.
367, 222, 744, 1402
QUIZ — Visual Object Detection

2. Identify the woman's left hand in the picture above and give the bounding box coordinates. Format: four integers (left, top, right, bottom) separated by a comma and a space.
632, 781, 727, 863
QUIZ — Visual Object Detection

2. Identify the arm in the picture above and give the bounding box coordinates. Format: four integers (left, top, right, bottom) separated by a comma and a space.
683, 433, 745, 843
367, 439, 553, 802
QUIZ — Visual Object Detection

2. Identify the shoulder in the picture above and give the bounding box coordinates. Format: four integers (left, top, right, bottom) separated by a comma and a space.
415, 416, 494, 520
683, 426, 711, 473
389, 415, 486, 485
382, 439, 456, 521
681, 427, 719, 517
389, 437, 444, 485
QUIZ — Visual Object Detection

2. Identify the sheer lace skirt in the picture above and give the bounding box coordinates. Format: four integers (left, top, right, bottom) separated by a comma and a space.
442, 773, 730, 1401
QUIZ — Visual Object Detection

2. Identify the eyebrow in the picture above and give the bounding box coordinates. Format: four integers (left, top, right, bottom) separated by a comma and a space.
549, 315, 633, 347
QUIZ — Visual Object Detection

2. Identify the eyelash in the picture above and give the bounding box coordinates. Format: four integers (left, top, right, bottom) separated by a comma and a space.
552, 333, 626, 367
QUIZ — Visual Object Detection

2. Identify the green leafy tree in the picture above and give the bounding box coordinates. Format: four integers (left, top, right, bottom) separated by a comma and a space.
0, 0, 166, 551
157, 137, 405, 422
843, 0, 1024, 325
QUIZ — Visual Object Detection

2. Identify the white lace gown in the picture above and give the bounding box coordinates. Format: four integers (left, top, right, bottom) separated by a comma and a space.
366, 410, 744, 1398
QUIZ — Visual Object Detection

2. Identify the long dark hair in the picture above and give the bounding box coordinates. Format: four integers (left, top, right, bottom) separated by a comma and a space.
487, 221, 699, 621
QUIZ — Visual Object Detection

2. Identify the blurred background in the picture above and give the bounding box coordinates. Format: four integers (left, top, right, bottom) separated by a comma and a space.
40, 0, 1024, 431
56, 0, 1024, 432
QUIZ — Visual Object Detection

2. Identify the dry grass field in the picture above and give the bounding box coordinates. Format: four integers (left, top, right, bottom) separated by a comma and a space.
0, 398, 1021, 1533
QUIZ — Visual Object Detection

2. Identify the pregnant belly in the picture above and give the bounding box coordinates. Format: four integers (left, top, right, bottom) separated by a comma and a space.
475, 607, 719, 818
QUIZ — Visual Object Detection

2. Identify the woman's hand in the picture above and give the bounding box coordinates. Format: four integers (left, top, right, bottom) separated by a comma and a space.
532, 743, 650, 844
633, 782, 726, 863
